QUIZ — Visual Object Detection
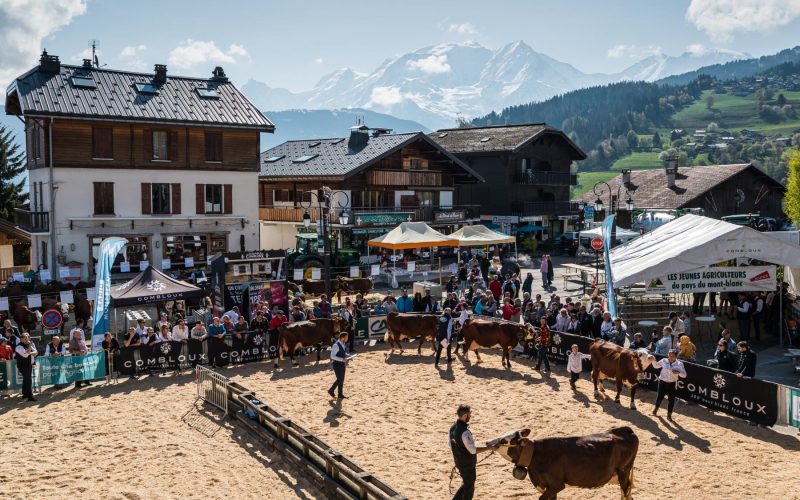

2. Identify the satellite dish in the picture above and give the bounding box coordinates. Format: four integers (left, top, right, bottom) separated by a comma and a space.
735, 188, 745, 205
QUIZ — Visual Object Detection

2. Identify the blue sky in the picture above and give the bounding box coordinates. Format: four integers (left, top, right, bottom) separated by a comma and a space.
2, 0, 800, 90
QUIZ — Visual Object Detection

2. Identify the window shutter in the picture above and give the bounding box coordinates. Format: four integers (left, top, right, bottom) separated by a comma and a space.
260, 186, 273, 207
223, 184, 233, 214
93, 182, 102, 214
141, 183, 152, 214
196, 184, 205, 215
169, 131, 178, 161
105, 183, 115, 214
92, 128, 113, 159
171, 183, 181, 214
142, 129, 152, 161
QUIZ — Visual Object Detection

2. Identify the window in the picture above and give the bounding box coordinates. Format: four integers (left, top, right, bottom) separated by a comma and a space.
91, 236, 150, 275
292, 155, 317, 163
353, 190, 391, 209
152, 131, 169, 160
93, 182, 114, 215
92, 127, 113, 159
274, 189, 294, 203
330, 138, 345, 145
403, 157, 428, 170
134, 83, 159, 94
30, 124, 42, 160
70, 76, 96, 89
152, 183, 171, 214
259, 184, 273, 207
438, 132, 448, 138
205, 184, 223, 214
196, 87, 219, 99
264, 155, 285, 163
480, 137, 492, 142
205, 132, 223, 162
309, 142, 321, 148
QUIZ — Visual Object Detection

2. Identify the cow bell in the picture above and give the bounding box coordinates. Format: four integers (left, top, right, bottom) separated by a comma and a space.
512, 466, 528, 480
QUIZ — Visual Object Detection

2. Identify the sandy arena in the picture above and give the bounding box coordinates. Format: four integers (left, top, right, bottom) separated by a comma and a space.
3, 346, 799, 499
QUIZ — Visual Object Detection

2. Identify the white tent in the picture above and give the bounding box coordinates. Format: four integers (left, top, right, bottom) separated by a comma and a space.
609, 214, 800, 288
450, 224, 516, 246
580, 226, 640, 241
367, 222, 458, 250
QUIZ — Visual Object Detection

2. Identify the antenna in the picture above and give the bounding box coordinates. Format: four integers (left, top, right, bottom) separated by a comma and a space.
88, 39, 101, 68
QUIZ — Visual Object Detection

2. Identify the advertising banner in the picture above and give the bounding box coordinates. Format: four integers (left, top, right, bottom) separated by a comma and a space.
91, 237, 128, 350
786, 387, 800, 428
0, 361, 8, 390
646, 265, 776, 293
241, 281, 272, 322
7, 352, 106, 388
354, 315, 388, 339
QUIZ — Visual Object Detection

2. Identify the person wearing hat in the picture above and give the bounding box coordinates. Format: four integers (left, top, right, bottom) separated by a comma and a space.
449, 405, 498, 500
250, 309, 269, 335
328, 331, 354, 399
435, 307, 454, 367
44, 334, 66, 357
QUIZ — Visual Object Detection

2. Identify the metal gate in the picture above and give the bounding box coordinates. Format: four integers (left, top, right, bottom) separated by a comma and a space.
194, 365, 229, 416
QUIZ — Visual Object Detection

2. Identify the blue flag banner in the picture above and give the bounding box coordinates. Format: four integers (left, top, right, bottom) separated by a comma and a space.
602, 215, 618, 318
91, 237, 127, 350
7, 352, 107, 388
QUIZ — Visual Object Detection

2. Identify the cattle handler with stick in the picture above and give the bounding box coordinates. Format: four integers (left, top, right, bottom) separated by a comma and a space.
449, 404, 498, 500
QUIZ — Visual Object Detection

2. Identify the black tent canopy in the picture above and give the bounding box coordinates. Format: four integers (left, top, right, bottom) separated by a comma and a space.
111, 266, 203, 307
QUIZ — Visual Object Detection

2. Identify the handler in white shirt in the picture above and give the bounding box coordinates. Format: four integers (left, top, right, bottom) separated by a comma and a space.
651, 350, 687, 421
328, 332, 354, 399
566, 344, 591, 389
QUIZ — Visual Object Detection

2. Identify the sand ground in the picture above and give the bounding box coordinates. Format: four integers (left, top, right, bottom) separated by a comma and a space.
3, 345, 799, 500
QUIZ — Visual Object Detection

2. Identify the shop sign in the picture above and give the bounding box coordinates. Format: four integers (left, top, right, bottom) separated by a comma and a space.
646, 265, 776, 293
491, 215, 519, 224
434, 209, 467, 222
352, 227, 392, 235
354, 212, 413, 226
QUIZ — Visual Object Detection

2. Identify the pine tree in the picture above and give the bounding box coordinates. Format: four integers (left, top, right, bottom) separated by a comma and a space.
0, 125, 28, 222
785, 150, 800, 227
652, 132, 662, 149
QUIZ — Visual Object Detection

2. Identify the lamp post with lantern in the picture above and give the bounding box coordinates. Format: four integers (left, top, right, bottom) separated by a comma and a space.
300, 186, 351, 297
592, 180, 635, 216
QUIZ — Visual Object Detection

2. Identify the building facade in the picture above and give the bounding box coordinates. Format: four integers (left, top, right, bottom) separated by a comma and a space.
430, 124, 586, 236
6, 53, 273, 280
259, 126, 483, 253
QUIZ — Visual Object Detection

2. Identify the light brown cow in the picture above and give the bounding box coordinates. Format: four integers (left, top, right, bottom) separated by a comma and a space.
460, 318, 534, 368
589, 340, 654, 409
384, 311, 439, 355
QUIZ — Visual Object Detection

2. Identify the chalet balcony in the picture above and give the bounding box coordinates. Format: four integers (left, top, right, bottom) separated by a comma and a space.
14, 208, 49, 234
512, 201, 579, 217
259, 205, 479, 225
514, 171, 577, 186
366, 169, 449, 187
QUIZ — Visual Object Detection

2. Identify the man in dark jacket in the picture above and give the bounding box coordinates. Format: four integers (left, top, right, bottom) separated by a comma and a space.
578, 306, 593, 336
434, 308, 454, 367
735, 341, 757, 378
715, 340, 738, 372
449, 405, 497, 500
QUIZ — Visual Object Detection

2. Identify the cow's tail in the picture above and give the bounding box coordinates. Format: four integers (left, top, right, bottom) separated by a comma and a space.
622, 469, 636, 500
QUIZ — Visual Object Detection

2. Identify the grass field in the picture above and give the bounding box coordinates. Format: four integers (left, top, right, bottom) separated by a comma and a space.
671, 89, 800, 135
572, 170, 619, 198
611, 151, 663, 170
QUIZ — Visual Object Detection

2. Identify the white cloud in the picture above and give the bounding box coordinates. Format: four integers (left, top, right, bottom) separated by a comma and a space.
167, 39, 248, 70
120, 44, 146, 58
447, 22, 476, 34
118, 44, 147, 71
607, 44, 662, 59
407, 54, 452, 74
369, 86, 404, 106
0, 0, 88, 86
686, 0, 800, 42
314, 57, 324, 64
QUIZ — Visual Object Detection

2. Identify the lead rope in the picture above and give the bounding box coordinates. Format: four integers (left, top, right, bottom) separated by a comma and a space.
448, 450, 497, 495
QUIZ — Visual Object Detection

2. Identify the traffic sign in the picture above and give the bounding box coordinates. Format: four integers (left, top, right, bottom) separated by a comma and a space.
590, 237, 604, 251
41, 309, 63, 329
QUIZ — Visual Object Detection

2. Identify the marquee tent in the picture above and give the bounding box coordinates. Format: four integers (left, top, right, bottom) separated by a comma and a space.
367, 222, 458, 250
111, 266, 204, 307
449, 224, 516, 246
609, 214, 800, 288
580, 226, 640, 241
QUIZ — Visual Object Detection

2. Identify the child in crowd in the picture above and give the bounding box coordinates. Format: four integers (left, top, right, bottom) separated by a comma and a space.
566, 344, 591, 390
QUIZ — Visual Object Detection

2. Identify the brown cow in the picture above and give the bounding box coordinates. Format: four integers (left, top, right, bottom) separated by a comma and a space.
589, 340, 654, 409
12, 304, 39, 333
384, 311, 439, 355
274, 317, 351, 367
335, 276, 373, 302
491, 427, 638, 500
460, 318, 534, 368
298, 279, 326, 296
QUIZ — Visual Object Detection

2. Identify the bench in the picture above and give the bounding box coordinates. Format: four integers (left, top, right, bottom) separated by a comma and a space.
562, 272, 582, 289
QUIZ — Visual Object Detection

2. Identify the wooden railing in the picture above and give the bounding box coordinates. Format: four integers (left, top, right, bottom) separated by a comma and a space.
260, 205, 479, 224
14, 208, 49, 233
259, 206, 323, 222
0, 265, 31, 283
366, 169, 446, 187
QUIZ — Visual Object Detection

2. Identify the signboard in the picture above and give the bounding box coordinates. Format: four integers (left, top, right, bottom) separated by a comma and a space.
311, 268, 321, 280
371, 264, 380, 276
407, 261, 416, 272
293, 269, 304, 280
60, 290, 74, 304
352, 227, 392, 235
161, 259, 171, 270
209, 254, 227, 318
58, 267, 70, 278
583, 205, 595, 220
39, 269, 51, 281
185, 257, 194, 268
41, 309, 63, 329
788, 388, 800, 428
350, 266, 359, 278
434, 209, 466, 223
28, 294, 42, 308
491, 215, 519, 224
646, 265, 776, 293
241, 281, 272, 321
0, 297, 8, 311
6, 352, 106, 388
354, 212, 413, 226
120, 262, 131, 273
139, 261, 149, 271
86, 287, 96, 301
354, 315, 388, 339
590, 237, 604, 251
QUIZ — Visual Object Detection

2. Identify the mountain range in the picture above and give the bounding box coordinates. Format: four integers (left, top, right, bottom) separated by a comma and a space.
243, 41, 747, 129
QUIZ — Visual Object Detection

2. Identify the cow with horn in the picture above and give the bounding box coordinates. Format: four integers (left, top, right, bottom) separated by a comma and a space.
589, 340, 655, 409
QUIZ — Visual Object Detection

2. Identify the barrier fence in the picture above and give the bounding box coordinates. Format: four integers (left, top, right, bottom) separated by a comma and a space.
1, 352, 106, 391
194, 368, 406, 500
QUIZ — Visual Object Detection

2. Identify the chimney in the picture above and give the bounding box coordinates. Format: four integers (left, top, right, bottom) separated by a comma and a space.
153, 64, 167, 83
211, 66, 228, 82
348, 125, 370, 151
82, 58, 92, 69
39, 50, 60, 73
666, 167, 677, 188
621, 169, 632, 186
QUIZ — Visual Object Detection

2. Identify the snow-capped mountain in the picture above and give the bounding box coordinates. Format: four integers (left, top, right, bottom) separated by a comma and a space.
243, 41, 745, 129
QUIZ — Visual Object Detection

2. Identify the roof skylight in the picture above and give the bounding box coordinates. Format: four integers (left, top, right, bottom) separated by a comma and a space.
292, 155, 318, 163
309, 141, 321, 148
438, 132, 448, 138
70, 76, 96, 89
264, 155, 285, 163
134, 83, 159, 94
196, 87, 219, 99
480, 137, 492, 142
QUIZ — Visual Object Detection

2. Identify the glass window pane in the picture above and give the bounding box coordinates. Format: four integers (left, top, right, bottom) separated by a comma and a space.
205, 184, 222, 213
152, 183, 171, 214
153, 131, 168, 160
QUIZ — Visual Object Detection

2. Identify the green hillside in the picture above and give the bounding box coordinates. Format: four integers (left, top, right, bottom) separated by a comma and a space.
672, 89, 800, 134
572, 171, 619, 198
611, 151, 663, 170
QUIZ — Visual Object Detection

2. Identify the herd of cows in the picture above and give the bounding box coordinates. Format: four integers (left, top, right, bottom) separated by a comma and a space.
0, 281, 93, 334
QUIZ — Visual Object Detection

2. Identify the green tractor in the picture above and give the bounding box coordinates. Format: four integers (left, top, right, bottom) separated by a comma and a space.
287, 233, 361, 279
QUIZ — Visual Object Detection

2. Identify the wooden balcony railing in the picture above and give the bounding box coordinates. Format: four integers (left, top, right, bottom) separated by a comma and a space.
366, 169, 447, 187
259, 205, 479, 224
14, 208, 49, 233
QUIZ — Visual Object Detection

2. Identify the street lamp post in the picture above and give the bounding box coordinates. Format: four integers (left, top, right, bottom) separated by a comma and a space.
592, 181, 635, 217
301, 186, 351, 297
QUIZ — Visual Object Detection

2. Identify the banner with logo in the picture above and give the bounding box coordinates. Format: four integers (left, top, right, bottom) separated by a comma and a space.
6, 352, 106, 388
355, 315, 388, 339
117, 342, 208, 375
242, 281, 272, 322
780, 386, 800, 428
91, 237, 128, 350
0, 361, 9, 391
646, 265, 776, 293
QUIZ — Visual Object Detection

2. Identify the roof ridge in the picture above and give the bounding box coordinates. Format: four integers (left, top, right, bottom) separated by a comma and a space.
59, 64, 231, 83
435, 123, 548, 132
264, 131, 421, 147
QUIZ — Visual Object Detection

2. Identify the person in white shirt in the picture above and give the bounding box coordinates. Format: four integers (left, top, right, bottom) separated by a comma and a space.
652, 350, 687, 421
328, 331, 354, 399
554, 308, 570, 332
566, 344, 591, 390
224, 306, 240, 325
134, 318, 147, 337
155, 325, 172, 343
171, 318, 189, 341
449, 405, 498, 499
69, 320, 86, 344
43, 335, 66, 357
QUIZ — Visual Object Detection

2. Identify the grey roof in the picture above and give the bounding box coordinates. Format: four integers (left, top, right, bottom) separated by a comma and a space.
429, 123, 586, 159
260, 131, 483, 181
6, 63, 274, 131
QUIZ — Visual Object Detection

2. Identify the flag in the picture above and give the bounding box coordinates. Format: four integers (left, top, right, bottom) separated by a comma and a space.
91, 237, 127, 350
602, 215, 618, 319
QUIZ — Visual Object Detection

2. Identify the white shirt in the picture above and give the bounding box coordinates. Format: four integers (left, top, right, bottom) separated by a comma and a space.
554, 314, 570, 332
156, 332, 172, 343
457, 309, 469, 326
655, 358, 687, 383
460, 429, 477, 454
191, 326, 207, 339
224, 310, 239, 324
69, 327, 85, 340
172, 325, 189, 341
330, 340, 350, 362
44, 342, 65, 356
15, 342, 37, 359
135, 326, 147, 336
755, 297, 764, 313
566, 351, 591, 373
